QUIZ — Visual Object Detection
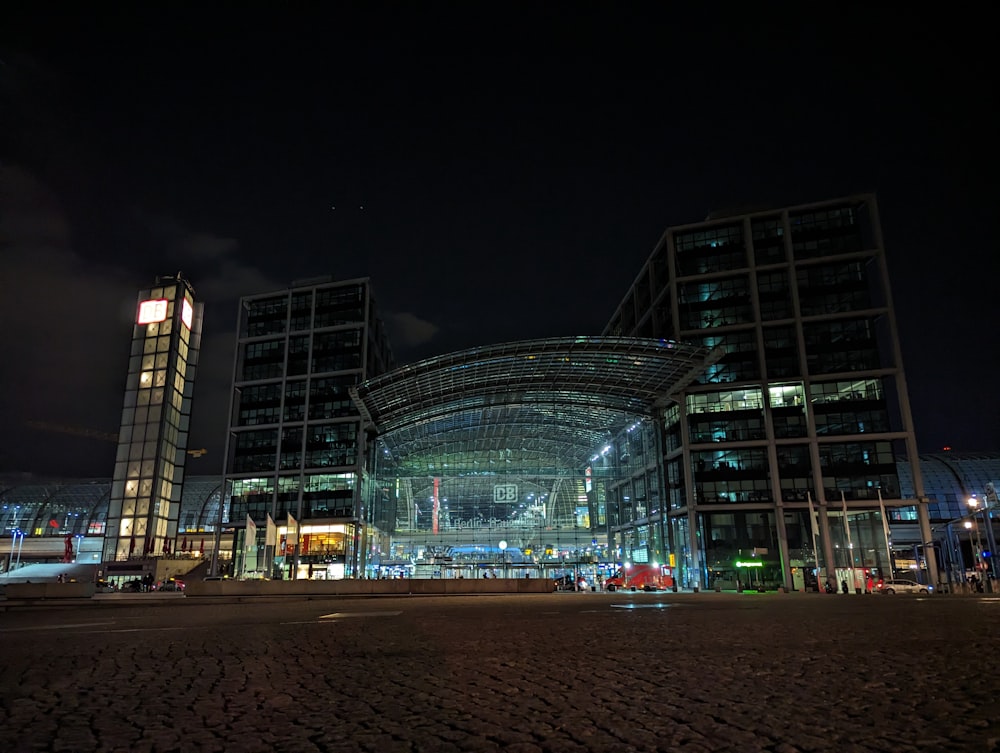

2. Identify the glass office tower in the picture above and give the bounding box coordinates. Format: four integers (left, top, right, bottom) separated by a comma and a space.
103, 274, 204, 563
220, 277, 394, 579
603, 195, 935, 591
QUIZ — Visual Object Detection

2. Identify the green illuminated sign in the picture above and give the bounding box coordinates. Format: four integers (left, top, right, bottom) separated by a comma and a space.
735, 560, 763, 567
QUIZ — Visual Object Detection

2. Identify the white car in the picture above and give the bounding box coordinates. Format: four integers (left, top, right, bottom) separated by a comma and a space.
878, 579, 932, 595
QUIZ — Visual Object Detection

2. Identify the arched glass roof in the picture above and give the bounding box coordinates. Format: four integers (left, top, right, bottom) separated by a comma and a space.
0, 476, 224, 537
353, 336, 722, 475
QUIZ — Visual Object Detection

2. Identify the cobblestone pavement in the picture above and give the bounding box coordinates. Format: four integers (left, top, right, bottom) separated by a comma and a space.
1, 591, 998, 753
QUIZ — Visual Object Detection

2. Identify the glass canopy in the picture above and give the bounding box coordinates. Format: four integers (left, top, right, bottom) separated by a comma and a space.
354, 336, 720, 471
352, 337, 722, 572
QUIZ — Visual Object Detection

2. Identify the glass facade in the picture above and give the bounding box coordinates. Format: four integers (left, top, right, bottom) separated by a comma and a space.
602, 194, 936, 591
102, 275, 203, 562
221, 277, 394, 580
353, 337, 716, 585
6, 451, 994, 576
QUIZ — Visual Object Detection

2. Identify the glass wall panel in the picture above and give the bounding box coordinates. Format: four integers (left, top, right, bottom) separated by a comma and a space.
693, 331, 760, 384
242, 340, 285, 381
803, 317, 881, 374
315, 285, 364, 328
756, 270, 792, 320
693, 448, 770, 504
233, 430, 278, 473
674, 224, 746, 276
309, 375, 359, 419
762, 325, 800, 378
790, 205, 864, 259
768, 383, 807, 438
818, 440, 900, 500
237, 383, 282, 426
751, 216, 785, 266
245, 296, 288, 337
229, 477, 275, 522
679, 276, 753, 330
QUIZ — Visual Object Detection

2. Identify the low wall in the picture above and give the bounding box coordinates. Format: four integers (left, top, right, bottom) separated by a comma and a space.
5, 582, 96, 599
186, 577, 553, 598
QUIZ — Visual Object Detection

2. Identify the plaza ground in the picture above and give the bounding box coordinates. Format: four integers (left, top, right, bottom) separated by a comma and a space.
0, 591, 997, 752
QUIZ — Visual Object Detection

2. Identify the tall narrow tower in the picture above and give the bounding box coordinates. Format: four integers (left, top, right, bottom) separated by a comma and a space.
102, 274, 204, 563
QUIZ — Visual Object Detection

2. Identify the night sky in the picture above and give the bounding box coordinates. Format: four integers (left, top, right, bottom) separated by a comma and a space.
1, 4, 995, 477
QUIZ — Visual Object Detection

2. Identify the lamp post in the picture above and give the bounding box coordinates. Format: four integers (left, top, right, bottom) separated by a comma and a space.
964, 519, 983, 587
7, 529, 17, 572
498, 540, 507, 579
968, 497, 996, 590
9, 529, 25, 571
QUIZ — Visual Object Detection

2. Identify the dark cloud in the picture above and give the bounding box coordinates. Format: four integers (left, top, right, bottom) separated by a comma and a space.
386, 311, 440, 350
0, 166, 70, 247
0, 163, 286, 473
0, 5, 996, 475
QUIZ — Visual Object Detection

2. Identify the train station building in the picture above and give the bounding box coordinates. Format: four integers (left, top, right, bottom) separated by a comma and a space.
4, 194, 997, 591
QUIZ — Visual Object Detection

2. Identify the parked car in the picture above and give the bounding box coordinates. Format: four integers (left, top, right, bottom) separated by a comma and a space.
157, 579, 184, 592
94, 580, 115, 593
121, 579, 144, 592
877, 579, 932, 595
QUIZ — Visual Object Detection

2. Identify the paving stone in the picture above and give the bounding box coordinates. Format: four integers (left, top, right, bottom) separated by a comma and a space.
2, 593, 1000, 752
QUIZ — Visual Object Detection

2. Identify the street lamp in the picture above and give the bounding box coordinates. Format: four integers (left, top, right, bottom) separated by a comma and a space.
7, 529, 17, 572
9, 528, 25, 571
498, 540, 507, 579
968, 497, 995, 589
964, 519, 983, 583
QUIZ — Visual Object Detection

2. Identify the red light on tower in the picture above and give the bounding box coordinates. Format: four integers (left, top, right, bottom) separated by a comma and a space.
942, 446, 952, 452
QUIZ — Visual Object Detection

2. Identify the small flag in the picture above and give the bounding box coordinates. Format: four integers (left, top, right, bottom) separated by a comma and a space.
841, 491, 853, 549
807, 492, 820, 537
287, 512, 299, 555
245, 514, 257, 554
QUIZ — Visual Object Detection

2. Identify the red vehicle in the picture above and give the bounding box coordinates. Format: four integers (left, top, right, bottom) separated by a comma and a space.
603, 564, 674, 592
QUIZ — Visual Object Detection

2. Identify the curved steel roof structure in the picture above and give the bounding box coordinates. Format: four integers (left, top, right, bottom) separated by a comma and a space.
353, 336, 722, 476
0, 476, 224, 537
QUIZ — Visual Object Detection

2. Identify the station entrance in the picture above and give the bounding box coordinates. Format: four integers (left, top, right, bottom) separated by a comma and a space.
351, 336, 722, 587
